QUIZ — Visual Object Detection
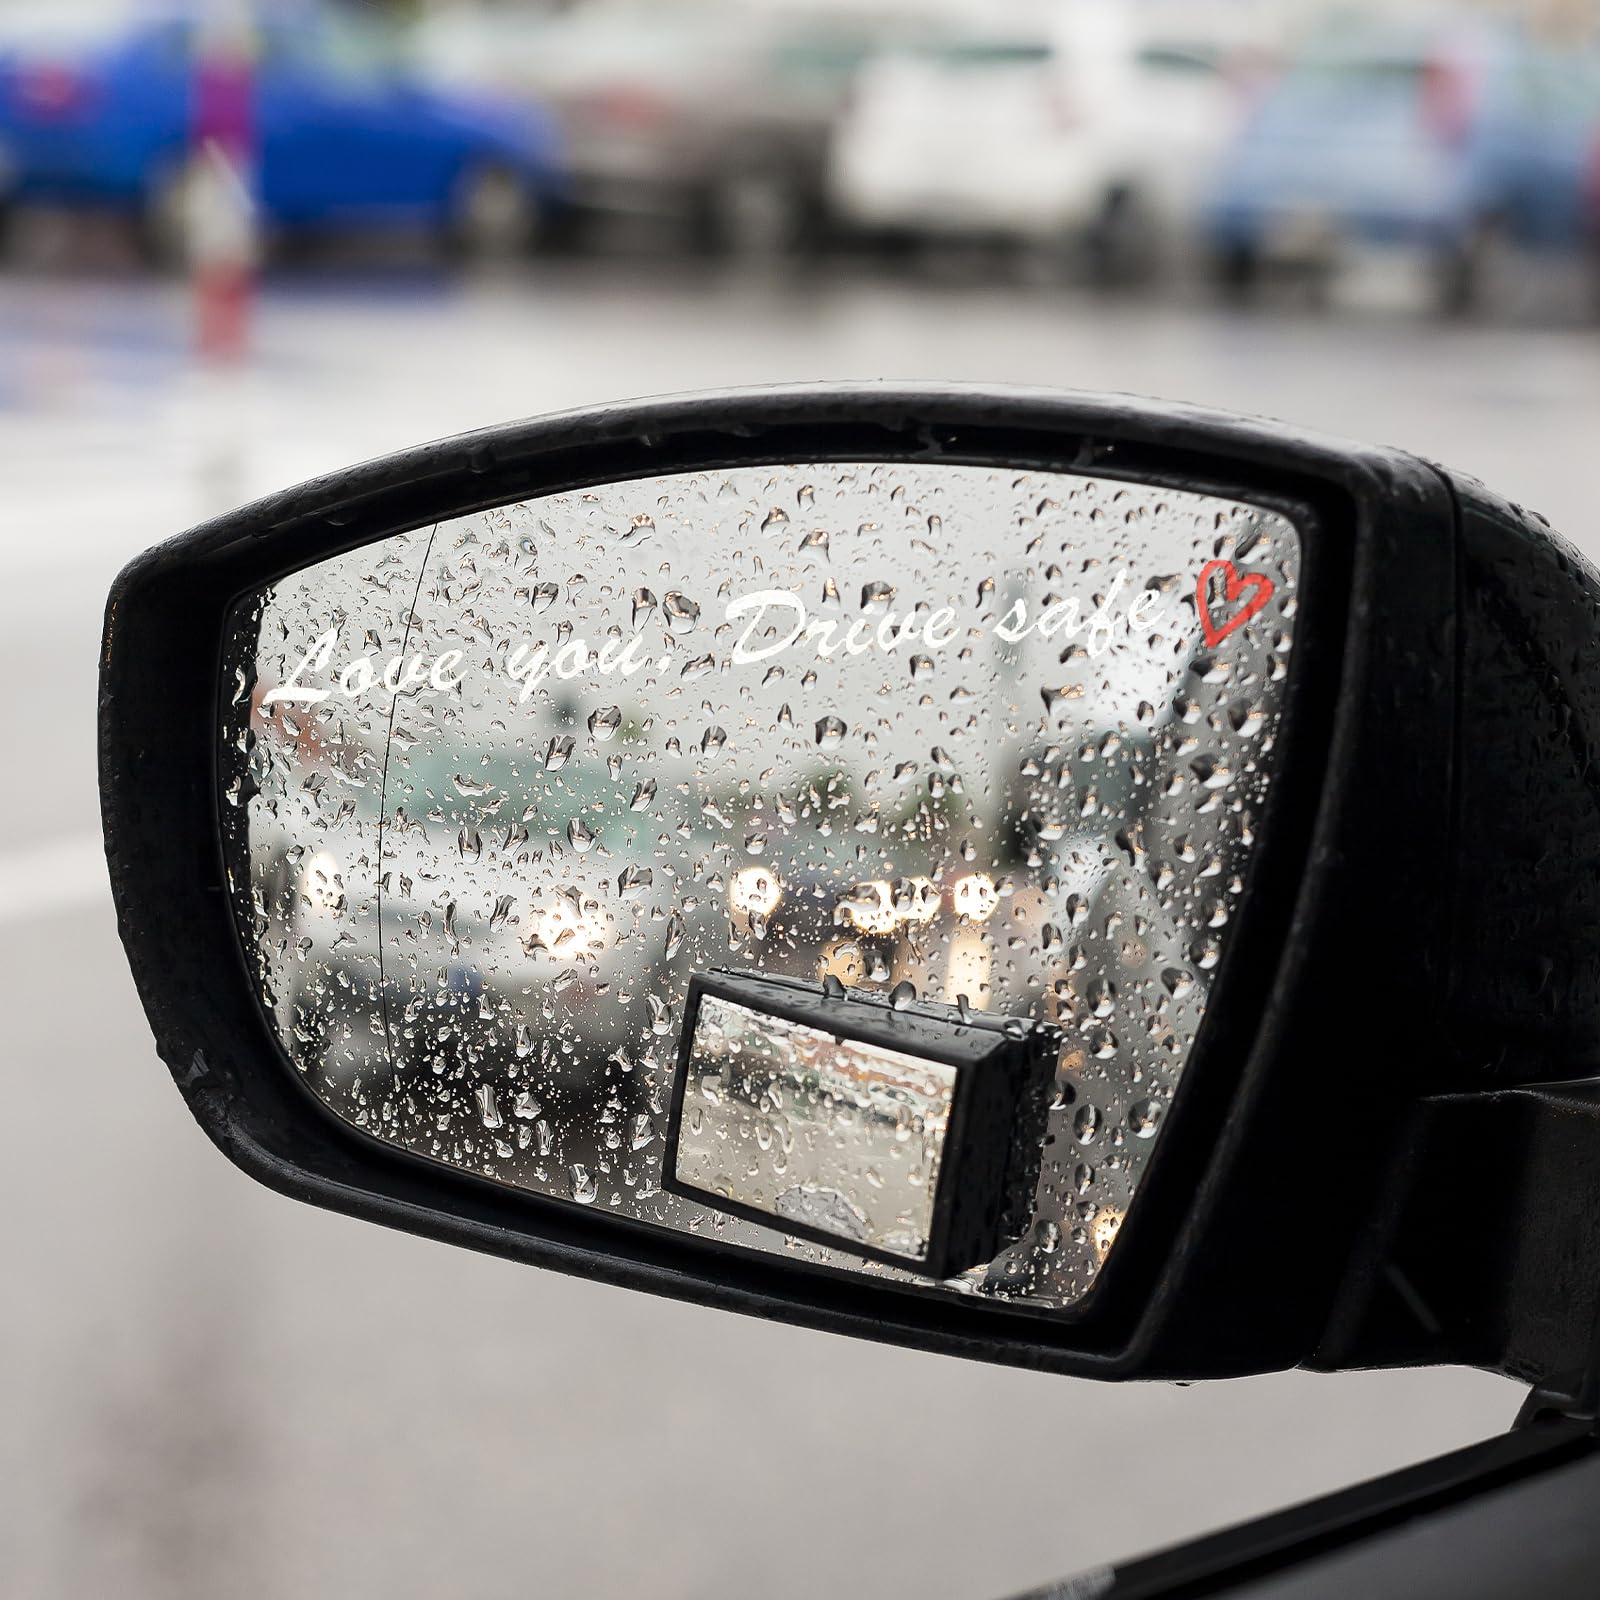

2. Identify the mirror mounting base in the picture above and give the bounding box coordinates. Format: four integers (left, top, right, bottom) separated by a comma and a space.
1315, 1082, 1600, 1398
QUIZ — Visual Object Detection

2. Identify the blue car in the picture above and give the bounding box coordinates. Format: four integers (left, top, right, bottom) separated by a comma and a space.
1203, 23, 1600, 311
0, 6, 567, 258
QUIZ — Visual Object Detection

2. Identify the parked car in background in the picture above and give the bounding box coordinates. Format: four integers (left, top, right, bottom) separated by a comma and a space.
415, 1, 921, 258
1202, 22, 1600, 313
0, 3, 567, 262
826, 2, 1246, 282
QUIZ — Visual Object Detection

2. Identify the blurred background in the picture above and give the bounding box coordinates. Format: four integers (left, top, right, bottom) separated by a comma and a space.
2, 0, 1596, 1595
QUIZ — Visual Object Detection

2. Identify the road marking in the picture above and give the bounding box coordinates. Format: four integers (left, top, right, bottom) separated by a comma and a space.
0, 833, 110, 924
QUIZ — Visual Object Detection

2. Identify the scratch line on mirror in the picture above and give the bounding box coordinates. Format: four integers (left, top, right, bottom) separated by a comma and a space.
375, 523, 440, 1077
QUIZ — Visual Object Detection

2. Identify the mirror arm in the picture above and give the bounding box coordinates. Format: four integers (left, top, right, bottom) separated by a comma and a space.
1313, 1083, 1600, 1397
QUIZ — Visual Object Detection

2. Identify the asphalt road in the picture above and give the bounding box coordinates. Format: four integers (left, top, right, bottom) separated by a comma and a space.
6, 255, 1595, 1600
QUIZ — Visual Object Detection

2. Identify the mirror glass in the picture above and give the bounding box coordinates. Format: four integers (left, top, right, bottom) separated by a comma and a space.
224, 460, 1301, 1312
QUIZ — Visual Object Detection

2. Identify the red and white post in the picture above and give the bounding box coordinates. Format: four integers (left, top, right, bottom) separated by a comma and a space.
189, 8, 257, 362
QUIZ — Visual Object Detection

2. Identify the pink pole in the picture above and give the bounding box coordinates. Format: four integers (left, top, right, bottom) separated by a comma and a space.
190, 16, 257, 361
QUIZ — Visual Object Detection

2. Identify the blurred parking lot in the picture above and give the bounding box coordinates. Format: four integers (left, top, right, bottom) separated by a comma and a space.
5, 0, 1600, 1597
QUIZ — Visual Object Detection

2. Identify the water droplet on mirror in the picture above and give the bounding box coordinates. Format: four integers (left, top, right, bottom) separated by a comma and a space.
1129, 1098, 1164, 1139
630, 778, 657, 812
818, 939, 866, 987
531, 582, 559, 612
664, 591, 700, 625
889, 980, 916, 1011
1093, 1208, 1124, 1262
567, 817, 597, 853
569, 1164, 598, 1204
815, 716, 846, 749
588, 705, 622, 741
545, 736, 574, 771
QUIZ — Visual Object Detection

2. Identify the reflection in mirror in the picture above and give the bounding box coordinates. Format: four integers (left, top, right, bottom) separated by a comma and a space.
224, 461, 1301, 1312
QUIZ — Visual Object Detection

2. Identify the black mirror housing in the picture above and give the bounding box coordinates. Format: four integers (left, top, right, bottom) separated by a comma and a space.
98, 384, 1594, 1383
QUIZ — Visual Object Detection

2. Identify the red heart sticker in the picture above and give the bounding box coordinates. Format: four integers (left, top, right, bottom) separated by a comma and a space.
1196, 560, 1274, 648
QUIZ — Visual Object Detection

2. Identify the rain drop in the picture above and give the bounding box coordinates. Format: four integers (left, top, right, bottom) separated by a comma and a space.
1129, 1098, 1164, 1139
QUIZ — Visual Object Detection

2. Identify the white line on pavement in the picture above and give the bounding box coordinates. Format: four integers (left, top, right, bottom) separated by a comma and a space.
0, 833, 110, 924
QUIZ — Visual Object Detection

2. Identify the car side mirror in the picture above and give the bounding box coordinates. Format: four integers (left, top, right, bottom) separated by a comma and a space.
98, 384, 1600, 1388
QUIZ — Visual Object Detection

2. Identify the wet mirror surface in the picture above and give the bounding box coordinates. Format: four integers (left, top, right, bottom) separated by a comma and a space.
226, 461, 1301, 1311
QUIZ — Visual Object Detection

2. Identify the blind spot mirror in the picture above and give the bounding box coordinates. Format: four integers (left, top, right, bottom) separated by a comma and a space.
666, 970, 1057, 1276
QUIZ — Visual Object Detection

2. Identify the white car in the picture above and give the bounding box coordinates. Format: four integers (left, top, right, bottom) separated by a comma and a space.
827, 6, 1245, 279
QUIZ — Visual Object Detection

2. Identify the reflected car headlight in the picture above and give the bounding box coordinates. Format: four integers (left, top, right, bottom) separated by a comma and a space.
729, 865, 783, 919
531, 888, 610, 960
946, 924, 992, 1006
896, 876, 940, 925
300, 850, 345, 915
951, 873, 998, 922
835, 878, 897, 935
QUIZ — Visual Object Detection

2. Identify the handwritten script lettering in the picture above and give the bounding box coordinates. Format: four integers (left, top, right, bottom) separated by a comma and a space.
261, 569, 1179, 708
